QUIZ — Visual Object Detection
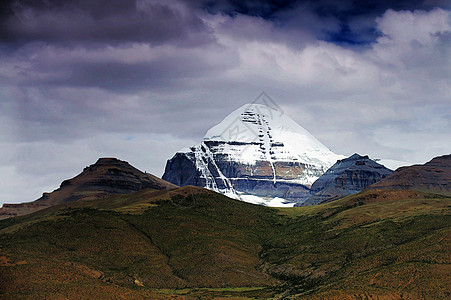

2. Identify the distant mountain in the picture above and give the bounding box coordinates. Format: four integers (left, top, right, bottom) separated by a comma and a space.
300, 153, 393, 206
368, 154, 451, 195
163, 103, 344, 205
0, 158, 176, 219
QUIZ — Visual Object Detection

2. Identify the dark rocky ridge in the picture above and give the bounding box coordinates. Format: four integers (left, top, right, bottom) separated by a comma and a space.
300, 154, 393, 206
162, 152, 198, 187
0, 158, 176, 219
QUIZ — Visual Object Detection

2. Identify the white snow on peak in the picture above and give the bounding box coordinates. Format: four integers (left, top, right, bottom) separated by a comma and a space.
204, 103, 344, 168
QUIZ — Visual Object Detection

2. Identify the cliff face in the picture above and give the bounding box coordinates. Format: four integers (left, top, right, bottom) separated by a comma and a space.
163, 148, 312, 200
162, 152, 199, 187
163, 104, 343, 204
300, 154, 393, 206
0, 158, 176, 219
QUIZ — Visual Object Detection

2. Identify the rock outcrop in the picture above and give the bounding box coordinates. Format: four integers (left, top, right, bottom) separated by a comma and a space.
300, 154, 393, 206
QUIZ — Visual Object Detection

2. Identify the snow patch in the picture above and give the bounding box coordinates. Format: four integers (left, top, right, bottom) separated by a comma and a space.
239, 194, 295, 207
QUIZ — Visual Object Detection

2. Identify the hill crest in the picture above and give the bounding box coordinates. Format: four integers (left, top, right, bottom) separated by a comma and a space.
0, 158, 176, 219
368, 153, 451, 195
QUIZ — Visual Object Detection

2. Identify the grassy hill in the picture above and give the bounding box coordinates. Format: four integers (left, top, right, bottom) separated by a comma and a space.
1, 186, 450, 299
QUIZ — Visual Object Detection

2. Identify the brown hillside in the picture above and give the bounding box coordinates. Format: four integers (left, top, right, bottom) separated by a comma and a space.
368, 154, 451, 195
0, 158, 177, 220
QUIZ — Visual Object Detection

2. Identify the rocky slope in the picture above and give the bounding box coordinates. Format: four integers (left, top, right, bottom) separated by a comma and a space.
163, 103, 344, 204
0, 158, 176, 219
300, 153, 393, 206
368, 154, 451, 194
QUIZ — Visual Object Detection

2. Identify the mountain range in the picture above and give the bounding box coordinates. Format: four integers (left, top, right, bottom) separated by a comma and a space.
0, 103, 449, 299
0, 154, 449, 299
161, 103, 412, 206
1, 104, 406, 215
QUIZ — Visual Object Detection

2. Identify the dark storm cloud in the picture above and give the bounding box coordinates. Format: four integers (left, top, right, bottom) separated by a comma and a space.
3, 41, 239, 94
201, 0, 450, 44
0, 0, 212, 46
2, 0, 449, 47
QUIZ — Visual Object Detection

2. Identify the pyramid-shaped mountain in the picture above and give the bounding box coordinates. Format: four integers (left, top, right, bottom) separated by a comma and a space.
163, 103, 344, 204
300, 153, 393, 206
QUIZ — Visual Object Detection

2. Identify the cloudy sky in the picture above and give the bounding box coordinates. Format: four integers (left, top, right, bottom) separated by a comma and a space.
1, 0, 450, 205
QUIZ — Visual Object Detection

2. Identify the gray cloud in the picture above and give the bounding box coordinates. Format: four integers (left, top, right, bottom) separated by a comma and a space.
1, 0, 212, 47
3, 0, 449, 48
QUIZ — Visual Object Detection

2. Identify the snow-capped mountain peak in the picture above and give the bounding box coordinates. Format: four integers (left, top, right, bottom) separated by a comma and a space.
163, 103, 344, 206
204, 103, 343, 169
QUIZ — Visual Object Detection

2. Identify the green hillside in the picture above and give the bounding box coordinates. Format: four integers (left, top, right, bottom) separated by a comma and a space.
1, 186, 450, 299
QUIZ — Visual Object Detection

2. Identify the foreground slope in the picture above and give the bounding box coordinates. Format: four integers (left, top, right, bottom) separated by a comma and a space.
0, 186, 280, 299
276, 188, 450, 299
0, 158, 176, 220
1, 182, 449, 299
